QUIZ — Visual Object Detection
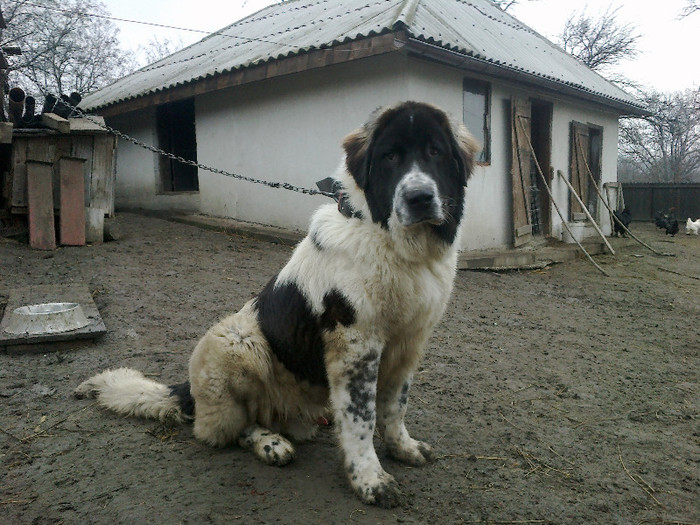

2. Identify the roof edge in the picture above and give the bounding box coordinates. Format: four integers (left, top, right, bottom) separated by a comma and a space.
401, 37, 650, 117
87, 32, 405, 117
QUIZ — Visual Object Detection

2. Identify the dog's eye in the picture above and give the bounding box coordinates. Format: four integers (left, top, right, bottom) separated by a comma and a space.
385, 152, 399, 162
428, 146, 440, 157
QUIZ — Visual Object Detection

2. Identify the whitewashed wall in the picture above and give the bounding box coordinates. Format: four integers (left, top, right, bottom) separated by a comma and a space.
108, 108, 201, 212
195, 54, 417, 232
108, 52, 621, 250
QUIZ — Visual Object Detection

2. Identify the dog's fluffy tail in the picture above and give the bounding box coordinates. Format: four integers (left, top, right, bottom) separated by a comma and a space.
74, 368, 194, 423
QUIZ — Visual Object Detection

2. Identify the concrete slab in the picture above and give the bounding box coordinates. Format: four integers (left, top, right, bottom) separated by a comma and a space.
0, 283, 106, 352
459, 241, 607, 271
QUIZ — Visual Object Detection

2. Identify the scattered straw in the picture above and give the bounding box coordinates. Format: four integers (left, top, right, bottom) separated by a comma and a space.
618, 445, 664, 508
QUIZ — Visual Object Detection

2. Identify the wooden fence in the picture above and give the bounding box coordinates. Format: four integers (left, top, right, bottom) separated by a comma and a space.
623, 183, 700, 221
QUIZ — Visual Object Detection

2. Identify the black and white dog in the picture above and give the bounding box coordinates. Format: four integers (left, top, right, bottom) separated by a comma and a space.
75, 101, 477, 508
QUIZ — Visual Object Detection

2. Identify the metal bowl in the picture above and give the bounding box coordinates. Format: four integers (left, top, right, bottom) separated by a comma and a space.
3, 302, 90, 335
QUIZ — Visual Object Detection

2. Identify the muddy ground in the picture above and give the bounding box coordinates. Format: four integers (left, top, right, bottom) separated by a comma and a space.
0, 213, 697, 525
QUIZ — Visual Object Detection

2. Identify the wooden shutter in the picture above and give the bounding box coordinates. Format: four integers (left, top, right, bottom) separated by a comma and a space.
570, 122, 590, 219
511, 97, 532, 247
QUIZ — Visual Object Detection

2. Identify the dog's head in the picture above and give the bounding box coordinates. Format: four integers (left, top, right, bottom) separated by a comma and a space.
342, 101, 478, 244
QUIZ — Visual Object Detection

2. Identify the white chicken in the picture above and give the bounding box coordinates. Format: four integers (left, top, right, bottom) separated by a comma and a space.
685, 218, 700, 235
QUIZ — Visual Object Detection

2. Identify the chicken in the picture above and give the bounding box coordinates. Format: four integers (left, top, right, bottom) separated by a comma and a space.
685, 218, 700, 235
665, 219, 679, 236
612, 207, 632, 237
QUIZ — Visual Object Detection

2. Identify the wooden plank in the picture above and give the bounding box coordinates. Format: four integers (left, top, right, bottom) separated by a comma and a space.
511, 97, 533, 248
59, 157, 86, 246
70, 135, 94, 207
53, 136, 73, 209
0, 121, 13, 144
85, 206, 104, 244
90, 134, 116, 216
68, 116, 105, 132
569, 121, 590, 218
11, 136, 28, 207
26, 160, 56, 250
26, 136, 55, 163
27, 136, 58, 212
41, 112, 70, 134
516, 224, 532, 238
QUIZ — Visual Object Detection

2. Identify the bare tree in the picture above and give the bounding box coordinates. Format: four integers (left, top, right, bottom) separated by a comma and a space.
0, 0, 136, 98
679, 0, 699, 17
136, 36, 185, 67
559, 6, 639, 72
620, 89, 700, 183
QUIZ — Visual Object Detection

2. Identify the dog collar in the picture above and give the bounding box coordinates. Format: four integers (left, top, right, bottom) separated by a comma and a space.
316, 177, 363, 220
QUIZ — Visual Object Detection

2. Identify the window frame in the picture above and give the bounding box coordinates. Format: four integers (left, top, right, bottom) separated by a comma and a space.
462, 78, 492, 165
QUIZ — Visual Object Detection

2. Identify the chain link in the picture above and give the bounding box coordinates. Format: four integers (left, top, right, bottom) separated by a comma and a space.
49, 96, 335, 199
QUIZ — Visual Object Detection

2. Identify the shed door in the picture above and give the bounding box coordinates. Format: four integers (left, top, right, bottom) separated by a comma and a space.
570, 121, 590, 219
511, 97, 532, 247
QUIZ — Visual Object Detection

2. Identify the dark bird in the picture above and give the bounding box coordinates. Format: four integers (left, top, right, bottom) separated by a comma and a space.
655, 211, 670, 229
613, 207, 632, 237
665, 219, 679, 236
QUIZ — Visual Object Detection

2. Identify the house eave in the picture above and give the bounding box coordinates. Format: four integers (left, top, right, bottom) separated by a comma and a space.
399, 37, 650, 118
88, 32, 406, 118
88, 29, 650, 120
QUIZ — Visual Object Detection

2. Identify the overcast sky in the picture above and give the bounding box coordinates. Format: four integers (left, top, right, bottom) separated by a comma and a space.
100, 0, 699, 93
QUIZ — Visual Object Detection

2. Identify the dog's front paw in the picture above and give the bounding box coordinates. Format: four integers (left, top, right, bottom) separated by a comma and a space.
238, 426, 296, 466
386, 438, 434, 466
351, 468, 403, 508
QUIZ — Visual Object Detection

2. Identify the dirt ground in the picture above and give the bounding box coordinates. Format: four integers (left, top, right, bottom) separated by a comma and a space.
0, 213, 698, 525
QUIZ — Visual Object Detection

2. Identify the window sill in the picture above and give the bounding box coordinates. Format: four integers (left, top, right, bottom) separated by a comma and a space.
156, 191, 200, 196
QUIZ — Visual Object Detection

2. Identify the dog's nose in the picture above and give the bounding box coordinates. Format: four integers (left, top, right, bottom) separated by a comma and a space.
404, 188, 435, 208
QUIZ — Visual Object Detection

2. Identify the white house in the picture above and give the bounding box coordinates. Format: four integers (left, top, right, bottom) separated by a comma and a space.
82, 0, 647, 252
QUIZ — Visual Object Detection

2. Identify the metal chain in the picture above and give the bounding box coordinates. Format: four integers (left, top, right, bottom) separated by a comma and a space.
48, 97, 335, 198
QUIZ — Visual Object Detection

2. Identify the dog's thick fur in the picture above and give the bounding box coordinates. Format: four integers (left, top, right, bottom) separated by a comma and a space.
75, 101, 477, 508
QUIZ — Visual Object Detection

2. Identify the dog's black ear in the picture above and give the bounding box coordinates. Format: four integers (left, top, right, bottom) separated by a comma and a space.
342, 127, 371, 189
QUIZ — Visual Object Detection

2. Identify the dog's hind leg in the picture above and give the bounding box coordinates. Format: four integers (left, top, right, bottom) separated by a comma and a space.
238, 425, 296, 466
191, 394, 250, 448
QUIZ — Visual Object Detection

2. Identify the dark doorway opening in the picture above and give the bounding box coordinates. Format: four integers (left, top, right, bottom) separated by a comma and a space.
529, 100, 553, 236
156, 99, 199, 192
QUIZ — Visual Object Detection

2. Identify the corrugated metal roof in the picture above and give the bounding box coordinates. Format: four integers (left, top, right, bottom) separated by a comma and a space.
82, 0, 644, 113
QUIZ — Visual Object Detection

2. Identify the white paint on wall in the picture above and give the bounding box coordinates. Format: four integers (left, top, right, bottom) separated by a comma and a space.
109, 107, 201, 213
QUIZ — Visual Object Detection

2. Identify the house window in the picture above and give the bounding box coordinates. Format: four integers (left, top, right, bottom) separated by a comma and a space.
156, 98, 199, 192
463, 78, 491, 164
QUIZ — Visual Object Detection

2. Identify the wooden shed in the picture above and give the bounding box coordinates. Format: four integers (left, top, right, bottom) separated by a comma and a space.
0, 119, 116, 248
